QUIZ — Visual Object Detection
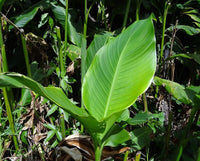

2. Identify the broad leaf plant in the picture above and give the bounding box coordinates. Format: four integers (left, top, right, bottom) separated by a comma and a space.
0, 16, 156, 160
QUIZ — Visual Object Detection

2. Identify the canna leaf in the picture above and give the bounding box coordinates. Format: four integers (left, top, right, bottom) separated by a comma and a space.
82, 16, 156, 122
0, 73, 105, 134
86, 33, 112, 72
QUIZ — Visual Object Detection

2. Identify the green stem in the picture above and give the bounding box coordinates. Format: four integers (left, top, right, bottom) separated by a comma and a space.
146, 146, 149, 161
1, 45, 8, 72
21, 33, 32, 77
0, 21, 18, 150
80, 0, 88, 132
83, 0, 88, 39
122, 0, 131, 30
81, 0, 93, 81
0, 134, 2, 160
60, 113, 66, 138
135, 151, 141, 161
136, 0, 142, 21
64, 0, 68, 55
160, 2, 170, 63
1, 23, 14, 109
95, 145, 103, 161
81, 0, 88, 104
56, 26, 65, 77
0, 102, 2, 160
143, 93, 148, 112
2, 88, 19, 150
124, 150, 129, 161
0, 21, 8, 72
0, 44, 14, 107
176, 146, 183, 161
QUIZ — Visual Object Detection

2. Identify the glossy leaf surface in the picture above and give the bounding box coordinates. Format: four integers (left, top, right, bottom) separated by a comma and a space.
82, 17, 156, 122
86, 34, 111, 72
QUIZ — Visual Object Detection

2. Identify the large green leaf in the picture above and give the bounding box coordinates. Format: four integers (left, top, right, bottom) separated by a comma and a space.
82, 17, 156, 122
0, 73, 105, 133
154, 76, 191, 104
86, 33, 112, 72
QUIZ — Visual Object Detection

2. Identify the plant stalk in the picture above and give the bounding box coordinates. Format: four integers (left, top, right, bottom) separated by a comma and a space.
64, 0, 68, 55
81, 0, 93, 81
95, 145, 103, 161
135, 151, 141, 161
21, 32, 32, 77
160, 2, 170, 63
124, 150, 129, 161
60, 113, 66, 138
0, 101, 2, 160
80, 0, 88, 133
83, 0, 88, 40
56, 26, 65, 77
56, 27, 66, 137
2, 88, 19, 150
0, 44, 14, 106
143, 93, 148, 112
0, 21, 18, 150
1, 45, 8, 72
122, 0, 131, 30
136, 0, 142, 21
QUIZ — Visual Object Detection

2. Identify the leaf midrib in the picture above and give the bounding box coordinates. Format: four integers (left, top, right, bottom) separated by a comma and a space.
103, 29, 136, 119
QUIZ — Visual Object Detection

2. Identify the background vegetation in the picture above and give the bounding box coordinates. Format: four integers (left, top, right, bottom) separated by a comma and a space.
0, 0, 200, 160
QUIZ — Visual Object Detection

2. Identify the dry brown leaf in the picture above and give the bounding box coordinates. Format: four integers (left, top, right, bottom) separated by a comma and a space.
67, 61, 75, 75
59, 147, 82, 161
57, 134, 130, 161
